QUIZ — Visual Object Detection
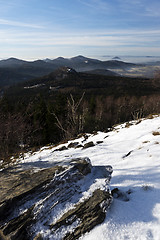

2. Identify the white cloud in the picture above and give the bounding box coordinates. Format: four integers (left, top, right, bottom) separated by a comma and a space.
1, 26, 160, 59
0, 18, 43, 29
1, 28, 160, 47
78, 0, 110, 12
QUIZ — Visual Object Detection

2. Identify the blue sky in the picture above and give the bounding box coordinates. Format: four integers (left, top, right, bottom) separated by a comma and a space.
0, 0, 160, 60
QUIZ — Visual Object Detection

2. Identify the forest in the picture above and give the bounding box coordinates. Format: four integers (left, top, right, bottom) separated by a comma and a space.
0, 68, 160, 163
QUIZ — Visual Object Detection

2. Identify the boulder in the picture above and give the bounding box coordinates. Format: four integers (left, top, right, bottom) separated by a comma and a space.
70, 157, 92, 175
83, 141, 95, 149
50, 189, 112, 240
0, 158, 112, 240
54, 146, 68, 151
68, 142, 79, 148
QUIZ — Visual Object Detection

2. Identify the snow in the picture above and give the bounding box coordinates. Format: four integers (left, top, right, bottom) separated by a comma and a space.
67, 67, 71, 72
16, 115, 160, 240
24, 83, 45, 89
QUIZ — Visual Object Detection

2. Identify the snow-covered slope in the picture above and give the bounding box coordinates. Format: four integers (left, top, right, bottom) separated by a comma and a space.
18, 115, 160, 240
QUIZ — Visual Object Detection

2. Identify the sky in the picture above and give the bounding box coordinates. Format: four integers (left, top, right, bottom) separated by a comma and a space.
0, 0, 160, 60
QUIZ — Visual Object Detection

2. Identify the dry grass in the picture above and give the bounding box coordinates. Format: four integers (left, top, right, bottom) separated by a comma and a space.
125, 122, 133, 128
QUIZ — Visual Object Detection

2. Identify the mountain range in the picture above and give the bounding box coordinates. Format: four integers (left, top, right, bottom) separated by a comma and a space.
0, 56, 137, 88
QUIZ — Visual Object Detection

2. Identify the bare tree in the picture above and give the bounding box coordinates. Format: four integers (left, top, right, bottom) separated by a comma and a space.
131, 108, 144, 120
51, 92, 85, 139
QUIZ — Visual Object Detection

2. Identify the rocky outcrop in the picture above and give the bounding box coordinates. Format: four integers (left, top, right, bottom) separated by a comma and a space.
0, 206, 34, 240
0, 158, 112, 240
0, 165, 65, 221
50, 189, 112, 240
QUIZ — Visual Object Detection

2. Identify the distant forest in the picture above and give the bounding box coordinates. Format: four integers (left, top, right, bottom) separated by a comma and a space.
0, 68, 160, 163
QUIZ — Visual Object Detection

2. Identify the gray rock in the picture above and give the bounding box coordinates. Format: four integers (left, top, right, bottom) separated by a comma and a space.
0, 158, 112, 240
96, 141, 103, 144
111, 188, 129, 201
1, 206, 34, 240
54, 146, 68, 151
70, 157, 92, 175
50, 189, 112, 240
83, 141, 95, 149
68, 142, 79, 148
0, 165, 64, 222
75, 144, 83, 148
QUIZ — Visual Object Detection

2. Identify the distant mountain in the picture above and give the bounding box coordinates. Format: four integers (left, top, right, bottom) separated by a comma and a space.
103, 60, 136, 69
0, 59, 57, 88
112, 56, 121, 60
0, 57, 27, 68
50, 55, 136, 72
0, 56, 139, 88
83, 69, 119, 76
51, 57, 72, 66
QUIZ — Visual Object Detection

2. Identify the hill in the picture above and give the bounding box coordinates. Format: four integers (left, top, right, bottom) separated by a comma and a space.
82, 69, 119, 76
16, 66, 159, 95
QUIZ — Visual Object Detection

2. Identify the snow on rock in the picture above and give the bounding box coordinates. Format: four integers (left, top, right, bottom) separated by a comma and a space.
80, 116, 160, 240
1, 115, 160, 240
0, 158, 112, 240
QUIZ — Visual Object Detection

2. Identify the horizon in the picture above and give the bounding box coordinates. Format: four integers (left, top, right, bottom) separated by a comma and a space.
0, 0, 160, 60
1, 55, 160, 64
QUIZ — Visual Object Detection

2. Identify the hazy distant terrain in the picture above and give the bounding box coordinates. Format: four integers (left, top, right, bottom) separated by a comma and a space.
108, 64, 160, 78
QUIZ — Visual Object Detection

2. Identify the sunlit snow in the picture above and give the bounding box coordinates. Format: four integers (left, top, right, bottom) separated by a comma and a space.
17, 115, 160, 240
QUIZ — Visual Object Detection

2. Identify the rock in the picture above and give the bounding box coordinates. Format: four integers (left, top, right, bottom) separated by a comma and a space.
83, 141, 95, 149
0, 206, 34, 240
0, 165, 64, 222
111, 188, 129, 201
0, 230, 8, 240
50, 189, 112, 240
96, 141, 103, 144
122, 150, 133, 159
75, 144, 83, 148
54, 146, 68, 151
33, 233, 43, 240
77, 133, 89, 141
70, 157, 92, 175
0, 158, 112, 240
104, 135, 109, 139
68, 142, 79, 148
